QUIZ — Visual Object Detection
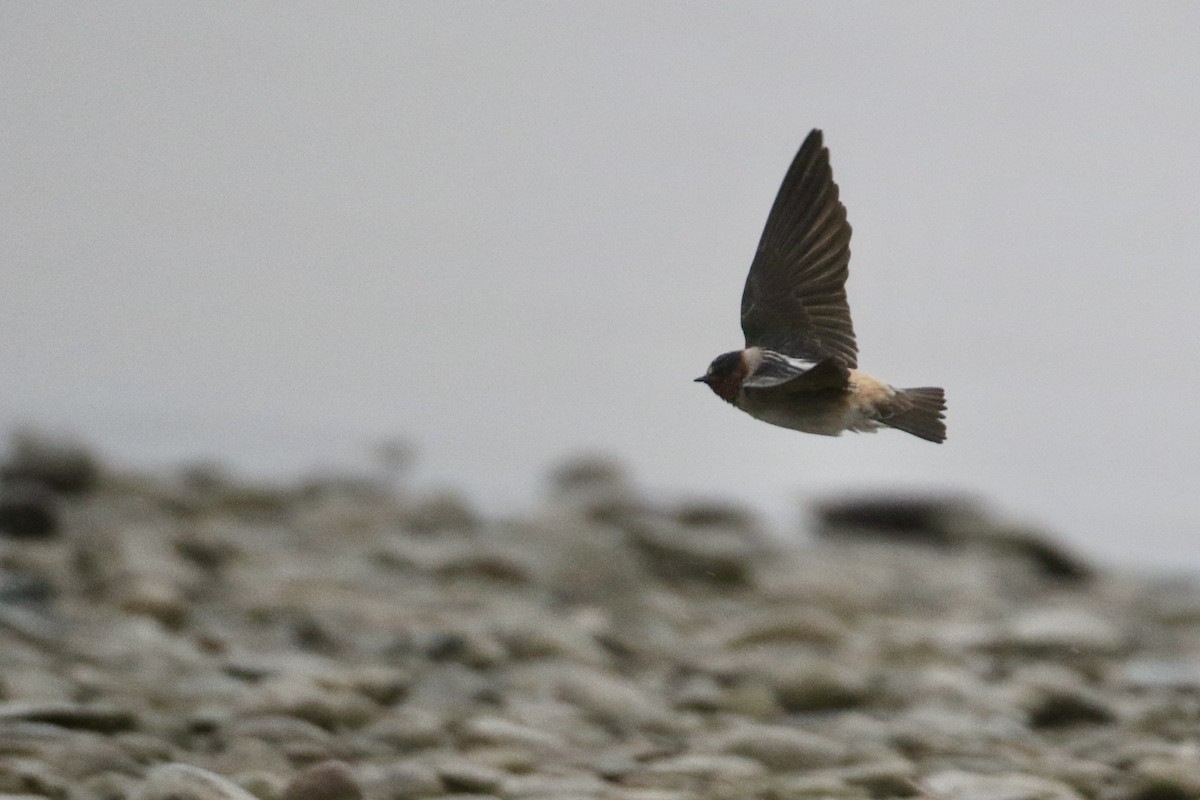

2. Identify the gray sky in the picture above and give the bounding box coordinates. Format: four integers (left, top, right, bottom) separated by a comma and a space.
4, 3, 1199, 569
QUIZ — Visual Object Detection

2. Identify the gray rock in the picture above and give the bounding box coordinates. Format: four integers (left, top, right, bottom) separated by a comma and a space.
359, 761, 444, 799
620, 512, 767, 586
920, 770, 1083, 800
457, 716, 564, 752
497, 771, 610, 798
999, 608, 1126, 656
432, 758, 506, 794
360, 708, 447, 752
627, 754, 767, 791
710, 723, 848, 771
1131, 752, 1200, 799
555, 666, 673, 730
138, 763, 262, 800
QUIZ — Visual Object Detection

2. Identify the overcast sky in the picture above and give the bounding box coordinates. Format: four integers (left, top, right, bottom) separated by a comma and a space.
4, 3, 1199, 570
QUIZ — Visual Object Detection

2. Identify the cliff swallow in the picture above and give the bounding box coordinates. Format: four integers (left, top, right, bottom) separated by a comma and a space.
696, 130, 947, 443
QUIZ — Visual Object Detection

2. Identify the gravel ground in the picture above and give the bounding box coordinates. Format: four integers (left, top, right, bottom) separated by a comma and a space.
1, 438, 1199, 800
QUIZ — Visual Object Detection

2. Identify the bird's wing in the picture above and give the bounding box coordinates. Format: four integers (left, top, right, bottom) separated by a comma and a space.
740, 129, 858, 368
741, 356, 850, 395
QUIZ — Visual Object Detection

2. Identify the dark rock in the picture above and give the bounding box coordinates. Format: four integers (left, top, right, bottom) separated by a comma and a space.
1, 431, 100, 495
675, 500, 759, 530
401, 491, 478, 534
813, 494, 980, 547
0, 568, 56, 605
1027, 690, 1116, 729
0, 702, 137, 733
283, 760, 363, 800
985, 526, 1093, 582
0, 482, 59, 539
815, 494, 1093, 581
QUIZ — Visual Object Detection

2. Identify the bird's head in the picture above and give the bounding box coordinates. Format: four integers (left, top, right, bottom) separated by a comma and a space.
694, 350, 747, 404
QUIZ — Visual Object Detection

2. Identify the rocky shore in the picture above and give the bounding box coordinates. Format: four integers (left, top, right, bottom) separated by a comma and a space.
1, 436, 1199, 800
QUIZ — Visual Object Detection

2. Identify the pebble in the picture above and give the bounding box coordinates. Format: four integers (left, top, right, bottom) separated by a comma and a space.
920, 769, 1084, 800
0, 431, 99, 495
0, 453, 1197, 800
0, 701, 137, 733
1000, 607, 1127, 656
137, 763, 262, 800
0, 482, 58, 539
359, 761, 444, 799
709, 723, 848, 771
282, 760, 362, 800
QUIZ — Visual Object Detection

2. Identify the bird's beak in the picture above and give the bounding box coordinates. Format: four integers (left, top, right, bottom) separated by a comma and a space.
694, 376, 708, 383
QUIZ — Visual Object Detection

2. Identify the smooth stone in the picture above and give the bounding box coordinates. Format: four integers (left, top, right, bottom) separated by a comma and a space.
768, 662, 869, 713
1120, 658, 1200, 690
359, 761, 444, 799
497, 772, 610, 797
457, 716, 564, 751
0, 433, 99, 495
0, 702, 137, 733
400, 491, 479, 535
0, 483, 58, 539
670, 673, 723, 712
920, 770, 1083, 800
234, 677, 378, 731
229, 715, 336, 747
628, 754, 767, 790
809, 758, 918, 797
721, 607, 845, 648
138, 763, 261, 800
556, 667, 673, 730
765, 772, 864, 800
0, 757, 70, 797
119, 580, 190, 629
282, 760, 362, 800
710, 723, 848, 771
1025, 688, 1116, 729
1132, 752, 1200, 798
620, 513, 763, 586
432, 758, 506, 794
812, 495, 982, 547
360, 708, 447, 751
1000, 608, 1126, 656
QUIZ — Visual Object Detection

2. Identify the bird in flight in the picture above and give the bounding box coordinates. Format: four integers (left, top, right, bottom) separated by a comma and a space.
695, 130, 946, 443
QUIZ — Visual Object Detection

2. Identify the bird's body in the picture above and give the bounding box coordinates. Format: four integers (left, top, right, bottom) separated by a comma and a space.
696, 130, 947, 443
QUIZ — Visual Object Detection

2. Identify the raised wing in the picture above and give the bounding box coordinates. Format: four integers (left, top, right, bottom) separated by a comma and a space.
740, 129, 857, 367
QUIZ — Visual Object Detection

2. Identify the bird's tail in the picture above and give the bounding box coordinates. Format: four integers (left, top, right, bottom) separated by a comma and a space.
884, 387, 947, 443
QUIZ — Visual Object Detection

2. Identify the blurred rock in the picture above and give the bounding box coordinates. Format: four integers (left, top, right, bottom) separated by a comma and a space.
0, 702, 137, 733
921, 770, 1083, 800
359, 760, 443, 799
400, 491, 479, 535
0, 446, 1195, 800
814, 494, 1092, 581
619, 511, 768, 587
0, 482, 59, 539
138, 763, 261, 800
283, 760, 362, 800
1, 430, 100, 495
709, 723, 848, 771
814, 494, 981, 547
